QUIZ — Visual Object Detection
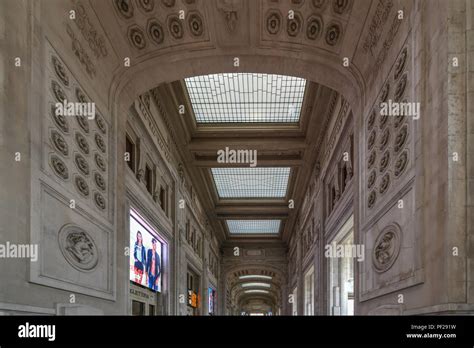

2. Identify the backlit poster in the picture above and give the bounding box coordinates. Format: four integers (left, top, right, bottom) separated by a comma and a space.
129, 209, 163, 292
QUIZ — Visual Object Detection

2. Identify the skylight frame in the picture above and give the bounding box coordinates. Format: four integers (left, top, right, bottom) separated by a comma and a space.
226, 220, 281, 235
211, 167, 291, 199
184, 73, 307, 124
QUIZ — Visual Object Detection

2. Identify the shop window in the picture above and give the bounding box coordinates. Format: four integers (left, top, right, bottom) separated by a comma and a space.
126, 135, 135, 172
328, 216, 354, 316
132, 300, 145, 316
145, 165, 153, 194
304, 266, 314, 315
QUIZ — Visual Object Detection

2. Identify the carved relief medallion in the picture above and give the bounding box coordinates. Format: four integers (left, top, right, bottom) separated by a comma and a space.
58, 225, 99, 271
372, 224, 401, 273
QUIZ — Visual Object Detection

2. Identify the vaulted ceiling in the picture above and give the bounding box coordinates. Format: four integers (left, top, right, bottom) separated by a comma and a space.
68, 0, 409, 242
151, 74, 338, 241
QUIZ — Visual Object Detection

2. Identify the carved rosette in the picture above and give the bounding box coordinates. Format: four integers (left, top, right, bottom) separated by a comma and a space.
52, 56, 69, 87
51, 130, 69, 157
306, 15, 323, 40
75, 132, 90, 155
188, 12, 204, 37
50, 104, 69, 134
115, 0, 134, 19
51, 80, 66, 103
128, 25, 147, 49
50, 155, 69, 180
147, 19, 165, 45
137, 0, 154, 13
58, 225, 99, 272
372, 224, 402, 273
266, 10, 282, 35
287, 12, 302, 37
325, 22, 341, 46
168, 15, 184, 39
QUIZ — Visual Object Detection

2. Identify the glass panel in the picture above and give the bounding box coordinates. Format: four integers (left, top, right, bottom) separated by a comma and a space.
185, 73, 306, 123
226, 220, 281, 235
211, 167, 290, 198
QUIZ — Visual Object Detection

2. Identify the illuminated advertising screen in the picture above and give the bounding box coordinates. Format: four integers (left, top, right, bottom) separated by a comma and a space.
129, 209, 162, 292
208, 287, 216, 315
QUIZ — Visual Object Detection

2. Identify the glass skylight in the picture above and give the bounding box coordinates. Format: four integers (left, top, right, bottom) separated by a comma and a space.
244, 289, 269, 294
211, 167, 290, 198
184, 73, 306, 123
241, 283, 271, 288
227, 220, 281, 235
239, 275, 273, 280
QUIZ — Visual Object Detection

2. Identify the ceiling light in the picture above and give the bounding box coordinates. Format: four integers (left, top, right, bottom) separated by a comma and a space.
239, 275, 273, 280
244, 289, 269, 294
241, 283, 271, 288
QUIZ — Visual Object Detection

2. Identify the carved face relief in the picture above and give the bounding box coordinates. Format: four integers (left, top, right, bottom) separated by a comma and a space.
58, 225, 99, 271
372, 224, 401, 273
